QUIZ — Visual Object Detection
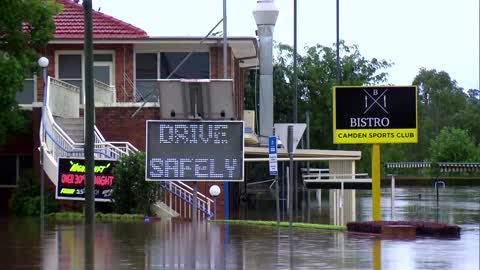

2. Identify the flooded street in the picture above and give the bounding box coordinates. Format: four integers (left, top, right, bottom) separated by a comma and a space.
0, 185, 478, 269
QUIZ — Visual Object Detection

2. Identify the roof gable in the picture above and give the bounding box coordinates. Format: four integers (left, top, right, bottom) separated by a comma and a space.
54, 0, 148, 39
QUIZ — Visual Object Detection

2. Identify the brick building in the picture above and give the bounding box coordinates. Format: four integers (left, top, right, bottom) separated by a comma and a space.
0, 0, 258, 218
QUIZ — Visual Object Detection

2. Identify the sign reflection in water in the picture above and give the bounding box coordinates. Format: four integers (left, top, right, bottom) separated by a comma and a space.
3, 185, 477, 269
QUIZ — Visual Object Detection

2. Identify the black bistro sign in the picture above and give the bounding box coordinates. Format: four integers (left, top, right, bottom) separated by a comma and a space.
333, 86, 418, 144
56, 157, 116, 201
146, 120, 244, 181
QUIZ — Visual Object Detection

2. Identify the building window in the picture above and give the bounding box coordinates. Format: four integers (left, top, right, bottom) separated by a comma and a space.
160, 52, 210, 79
56, 52, 115, 103
16, 69, 35, 104
135, 53, 158, 101
94, 54, 114, 86
0, 155, 32, 187
93, 54, 113, 62
58, 54, 83, 89
136, 53, 158, 79
135, 52, 209, 102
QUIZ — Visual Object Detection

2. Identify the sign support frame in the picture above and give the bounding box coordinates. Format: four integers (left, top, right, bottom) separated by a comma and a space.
333, 85, 418, 222
372, 144, 381, 221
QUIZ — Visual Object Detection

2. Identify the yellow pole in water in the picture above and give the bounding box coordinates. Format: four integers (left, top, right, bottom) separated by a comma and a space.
372, 144, 381, 220
373, 238, 381, 270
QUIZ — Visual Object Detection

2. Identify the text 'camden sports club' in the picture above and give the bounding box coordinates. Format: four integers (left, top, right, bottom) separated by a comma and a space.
333, 86, 418, 144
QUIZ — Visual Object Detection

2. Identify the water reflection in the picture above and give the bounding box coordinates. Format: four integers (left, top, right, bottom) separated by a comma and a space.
0, 185, 478, 269
0, 219, 478, 269
355, 185, 480, 223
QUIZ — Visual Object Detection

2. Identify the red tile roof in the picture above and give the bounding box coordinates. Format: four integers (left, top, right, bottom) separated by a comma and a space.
54, 0, 148, 39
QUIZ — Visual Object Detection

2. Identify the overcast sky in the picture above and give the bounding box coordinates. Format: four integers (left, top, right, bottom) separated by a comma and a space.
92, 0, 479, 90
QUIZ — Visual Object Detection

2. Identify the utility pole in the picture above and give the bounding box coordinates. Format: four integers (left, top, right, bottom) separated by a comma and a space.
223, 0, 229, 220
83, 0, 95, 226
336, 0, 341, 85
83, 1, 95, 269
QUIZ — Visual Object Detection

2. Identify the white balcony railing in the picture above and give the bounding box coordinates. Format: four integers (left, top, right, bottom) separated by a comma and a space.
40, 76, 212, 219
94, 79, 116, 104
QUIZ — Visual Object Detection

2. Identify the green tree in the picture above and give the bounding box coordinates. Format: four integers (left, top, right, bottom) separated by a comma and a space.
428, 127, 479, 162
112, 152, 159, 215
466, 89, 480, 103
450, 89, 480, 144
0, 0, 61, 145
244, 41, 392, 173
272, 41, 392, 150
412, 68, 467, 160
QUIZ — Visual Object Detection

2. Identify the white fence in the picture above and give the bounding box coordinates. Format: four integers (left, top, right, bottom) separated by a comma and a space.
48, 78, 80, 118
94, 80, 116, 104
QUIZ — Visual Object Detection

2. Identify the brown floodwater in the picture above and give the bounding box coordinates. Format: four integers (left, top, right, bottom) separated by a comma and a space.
0, 185, 478, 269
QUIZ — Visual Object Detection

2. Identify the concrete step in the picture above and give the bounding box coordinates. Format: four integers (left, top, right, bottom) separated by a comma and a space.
69, 135, 85, 143
151, 201, 179, 220
55, 117, 84, 126
54, 117, 85, 143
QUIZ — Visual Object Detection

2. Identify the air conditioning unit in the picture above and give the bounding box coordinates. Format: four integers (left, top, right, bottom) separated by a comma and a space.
158, 79, 235, 120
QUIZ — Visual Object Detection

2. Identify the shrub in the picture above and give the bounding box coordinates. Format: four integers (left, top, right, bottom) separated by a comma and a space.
111, 152, 160, 216
9, 170, 59, 216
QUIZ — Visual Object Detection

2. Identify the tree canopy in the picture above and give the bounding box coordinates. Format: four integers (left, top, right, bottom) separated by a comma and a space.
245, 41, 393, 150
245, 41, 480, 174
428, 127, 479, 162
0, 0, 61, 145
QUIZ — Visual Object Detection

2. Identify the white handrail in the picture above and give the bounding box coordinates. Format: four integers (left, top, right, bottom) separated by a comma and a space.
167, 182, 212, 206
94, 79, 115, 104
94, 79, 114, 91
94, 126, 107, 141
176, 181, 214, 204
42, 77, 134, 162
42, 76, 212, 219
164, 182, 212, 219
50, 77, 79, 92
302, 167, 370, 181
48, 77, 80, 118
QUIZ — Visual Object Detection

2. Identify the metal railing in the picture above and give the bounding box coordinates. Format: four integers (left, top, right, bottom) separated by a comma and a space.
124, 73, 149, 102
162, 181, 213, 219
41, 76, 213, 220
301, 168, 371, 182
301, 168, 330, 181
42, 78, 85, 159
41, 76, 141, 163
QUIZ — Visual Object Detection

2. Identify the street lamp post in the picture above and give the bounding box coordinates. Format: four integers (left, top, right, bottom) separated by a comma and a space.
209, 185, 221, 220
253, 0, 279, 144
38, 56, 49, 233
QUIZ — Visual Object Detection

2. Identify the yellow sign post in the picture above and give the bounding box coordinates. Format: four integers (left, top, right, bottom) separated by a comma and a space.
372, 144, 381, 220
333, 86, 418, 221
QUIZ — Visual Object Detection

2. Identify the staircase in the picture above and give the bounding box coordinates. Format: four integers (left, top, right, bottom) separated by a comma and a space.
55, 117, 85, 143
40, 76, 213, 220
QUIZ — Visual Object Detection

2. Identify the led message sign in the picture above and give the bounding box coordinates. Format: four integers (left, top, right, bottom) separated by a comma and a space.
146, 120, 244, 181
56, 158, 116, 201
333, 86, 418, 144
